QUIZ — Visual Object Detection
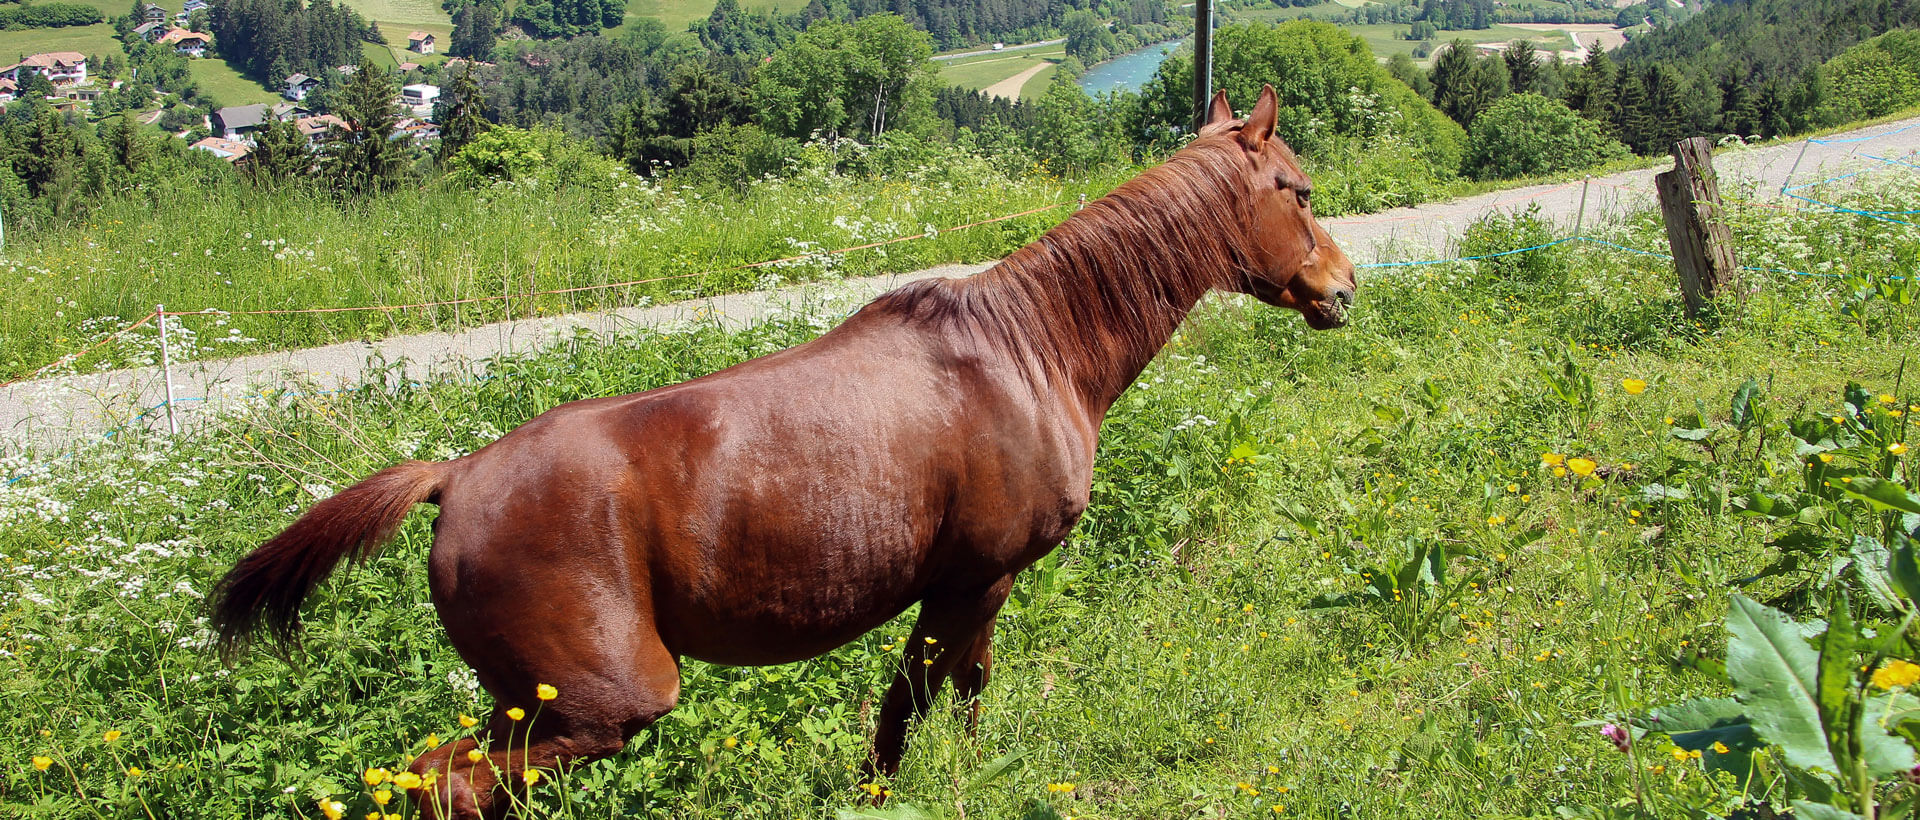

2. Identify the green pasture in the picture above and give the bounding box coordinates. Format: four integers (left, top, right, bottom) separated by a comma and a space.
618, 0, 781, 34
0, 154, 1132, 381
0, 23, 119, 64
937, 46, 1065, 93
3, 172, 1918, 818
186, 58, 279, 107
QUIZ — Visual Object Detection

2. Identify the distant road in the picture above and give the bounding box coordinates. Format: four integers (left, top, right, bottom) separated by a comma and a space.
4, 114, 1918, 449
934, 38, 1065, 62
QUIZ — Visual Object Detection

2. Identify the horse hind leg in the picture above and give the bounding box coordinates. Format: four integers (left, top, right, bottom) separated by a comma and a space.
406, 626, 682, 818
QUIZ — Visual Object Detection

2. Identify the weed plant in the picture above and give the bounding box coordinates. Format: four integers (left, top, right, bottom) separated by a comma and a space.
3, 183, 1919, 818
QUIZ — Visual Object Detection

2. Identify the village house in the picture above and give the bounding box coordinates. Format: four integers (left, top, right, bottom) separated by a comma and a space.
0, 78, 15, 103
211, 103, 269, 139
397, 118, 439, 145
133, 21, 167, 41
407, 31, 436, 54
160, 29, 211, 57
177, 0, 207, 21
141, 3, 168, 23
2, 52, 88, 87
189, 136, 250, 163
283, 72, 319, 101
400, 83, 438, 116
296, 114, 346, 144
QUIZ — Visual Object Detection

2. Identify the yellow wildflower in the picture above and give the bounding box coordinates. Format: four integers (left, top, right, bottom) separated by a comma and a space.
523, 770, 541, 786
459, 714, 478, 728
392, 772, 422, 790
467, 750, 485, 764
1567, 457, 1597, 477
1892, 443, 1909, 456
506, 708, 526, 721
1541, 453, 1565, 466
363, 768, 389, 787
1711, 741, 1730, 754
536, 684, 558, 701
723, 737, 738, 749
128, 767, 142, 777
1818, 453, 1835, 463
1873, 659, 1920, 690
103, 730, 123, 743
373, 790, 392, 807
318, 800, 345, 820
1046, 782, 1076, 793
32, 756, 53, 772
1621, 378, 1647, 395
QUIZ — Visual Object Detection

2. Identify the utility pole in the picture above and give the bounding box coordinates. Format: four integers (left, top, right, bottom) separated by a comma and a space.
1191, 0, 1213, 132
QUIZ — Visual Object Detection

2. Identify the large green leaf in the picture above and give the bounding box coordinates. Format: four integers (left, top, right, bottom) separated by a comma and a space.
1891, 539, 1920, 606
1862, 693, 1920, 778
1727, 594, 1839, 775
1845, 477, 1920, 515
1649, 697, 1761, 779
1791, 801, 1865, 820
1853, 537, 1902, 612
835, 803, 942, 820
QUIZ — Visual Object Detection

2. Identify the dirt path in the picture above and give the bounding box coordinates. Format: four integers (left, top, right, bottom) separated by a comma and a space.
5, 115, 1918, 454
982, 62, 1051, 102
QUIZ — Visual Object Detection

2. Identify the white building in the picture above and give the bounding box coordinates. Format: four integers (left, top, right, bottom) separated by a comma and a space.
400, 83, 439, 116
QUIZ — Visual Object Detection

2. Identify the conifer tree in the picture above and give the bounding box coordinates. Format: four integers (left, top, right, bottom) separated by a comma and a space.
436, 62, 491, 160
323, 60, 406, 196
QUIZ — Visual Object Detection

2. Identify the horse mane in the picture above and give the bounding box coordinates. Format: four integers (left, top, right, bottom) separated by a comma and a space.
865, 135, 1264, 399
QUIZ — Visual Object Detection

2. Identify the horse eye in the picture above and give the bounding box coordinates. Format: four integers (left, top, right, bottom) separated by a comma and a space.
1296, 190, 1312, 208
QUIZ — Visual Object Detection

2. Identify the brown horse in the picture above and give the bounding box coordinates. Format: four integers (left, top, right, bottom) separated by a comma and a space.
211, 85, 1355, 819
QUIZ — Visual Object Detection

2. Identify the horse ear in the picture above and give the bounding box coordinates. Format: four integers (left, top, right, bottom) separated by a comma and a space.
1237, 84, 1279, 151
1205, 89, 1234, 127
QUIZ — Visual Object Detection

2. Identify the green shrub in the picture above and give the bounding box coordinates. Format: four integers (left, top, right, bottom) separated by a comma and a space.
1461, 93, 1630, 181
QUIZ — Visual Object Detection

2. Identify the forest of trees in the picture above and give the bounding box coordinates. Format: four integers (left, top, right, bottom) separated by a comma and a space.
6, 0, 1920, 235
208, 0, 380, 81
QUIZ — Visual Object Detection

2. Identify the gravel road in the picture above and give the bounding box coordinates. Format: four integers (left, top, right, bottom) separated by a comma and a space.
5, 115, 1916, 454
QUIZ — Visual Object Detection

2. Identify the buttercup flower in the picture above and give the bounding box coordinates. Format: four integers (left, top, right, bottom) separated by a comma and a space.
1567, 458, 1597, 477
458, 714, 479, 728
507, 707, 526, 721
536, 684, 557, 701
468, 750, 485, 764
32, 756, 52, 772
103, 730, 122, 743
523, 770, 542, 786
373, 790, 391, 806
1892, 443, 1909, 456
318, 800, 345, 820
392, 771, 422, 790
1874, 660, 1920, 690
1541, 453, 1565, 466
364, 768, 389, 786
1621, 378, 1647, 395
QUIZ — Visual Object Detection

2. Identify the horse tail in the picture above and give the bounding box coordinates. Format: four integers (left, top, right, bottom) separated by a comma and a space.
211, 460, 445, 662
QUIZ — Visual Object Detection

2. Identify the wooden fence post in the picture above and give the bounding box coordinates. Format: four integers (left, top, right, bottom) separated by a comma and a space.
1655, 136, 1740, 318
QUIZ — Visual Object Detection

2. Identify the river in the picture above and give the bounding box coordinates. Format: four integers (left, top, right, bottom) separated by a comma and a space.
1076, 40, 1183, 96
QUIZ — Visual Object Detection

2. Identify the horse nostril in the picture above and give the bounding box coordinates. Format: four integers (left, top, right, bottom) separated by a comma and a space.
1331, 288, 1354, 307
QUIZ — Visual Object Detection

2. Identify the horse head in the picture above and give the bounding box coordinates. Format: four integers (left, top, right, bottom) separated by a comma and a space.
1202, 85, 1357, 330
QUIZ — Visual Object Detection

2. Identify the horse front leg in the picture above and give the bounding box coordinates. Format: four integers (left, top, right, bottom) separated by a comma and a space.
864, 576, 1014, 790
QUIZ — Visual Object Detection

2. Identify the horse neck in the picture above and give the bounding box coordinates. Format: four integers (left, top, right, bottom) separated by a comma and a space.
982, 151, 1250, 411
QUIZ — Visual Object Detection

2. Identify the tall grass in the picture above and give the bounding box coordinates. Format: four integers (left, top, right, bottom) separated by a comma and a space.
3, 179, 1917, 818
0, 153, 1130, 381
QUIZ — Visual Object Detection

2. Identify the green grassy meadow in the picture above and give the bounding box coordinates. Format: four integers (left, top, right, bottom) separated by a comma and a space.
0, 24, 120, 64
0, 155, 1132, 381
3, 172, 1918, 818
937, 46, 1066, 94
186, 59, 280, 107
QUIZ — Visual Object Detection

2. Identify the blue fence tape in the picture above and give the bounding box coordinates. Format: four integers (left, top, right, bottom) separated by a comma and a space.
1807, 121, 1920, 145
